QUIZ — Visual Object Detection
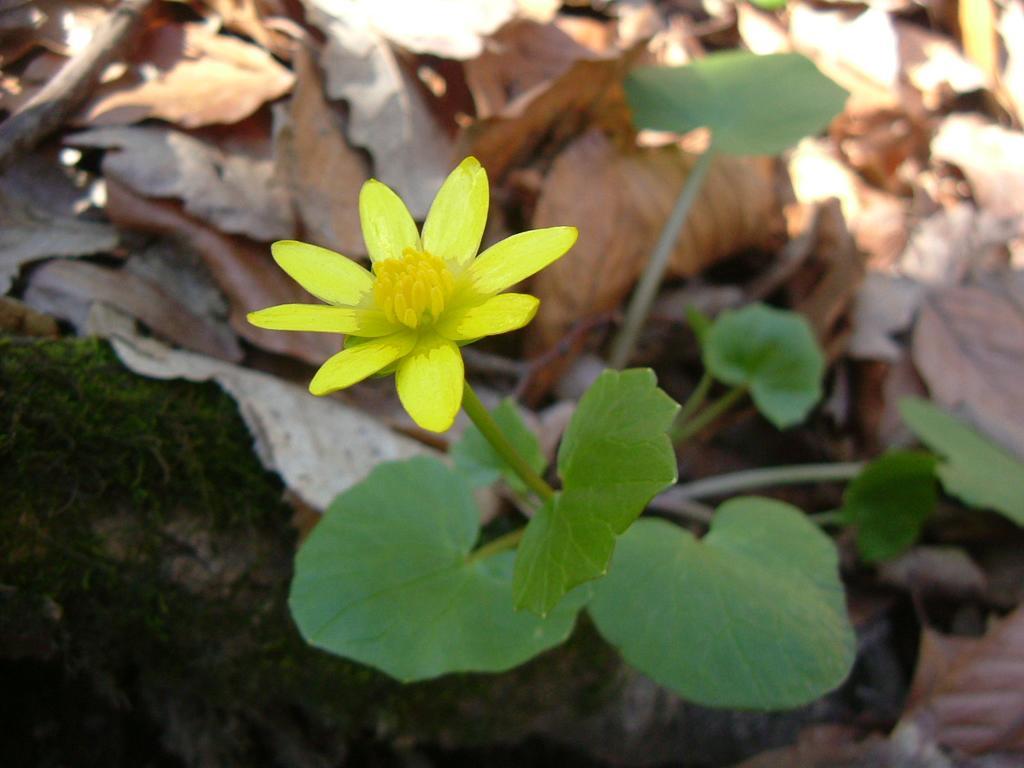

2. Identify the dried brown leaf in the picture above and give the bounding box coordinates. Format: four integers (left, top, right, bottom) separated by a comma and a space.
102, 177, 336, 365
527, 130, 777, 351
272, 46, 367, 256
308, 2, 455, 217
464, 18, 611, 120
68, 124, 294, 242
196, 0, 293, 56
0, 169, 118, 294
877, 546, 988, 601
1001, 1, 1024, 126
79, 22, 294, 128
23, 259, 241, 361
912, 276, 1024, 459
901, 607, 1024, 754
931, 115, 1024, 225
464, 24, 633, 182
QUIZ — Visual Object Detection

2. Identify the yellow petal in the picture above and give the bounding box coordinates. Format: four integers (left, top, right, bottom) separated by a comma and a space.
464, 226, 578, 296
271, 240, 374, 306
395, 333, 464, 432
435, 293, 539, 341
309, 331, 416, 395
421, 156, 488, 268
247, 304, 400, 337
359, 179, 421, 263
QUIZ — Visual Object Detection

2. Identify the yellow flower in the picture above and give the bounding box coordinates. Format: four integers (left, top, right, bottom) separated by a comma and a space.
248, 157, 578, 433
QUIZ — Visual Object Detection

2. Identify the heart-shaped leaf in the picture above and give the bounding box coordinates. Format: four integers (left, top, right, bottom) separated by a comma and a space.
513, 369, 679, 616
452, 398, 545, 494
626, 51, 848, 156
289, 456, 583, 681
703, 303, 824, 428
841, 451, 938, 562
900, 398, 1024, 525
588, 497, 856, 708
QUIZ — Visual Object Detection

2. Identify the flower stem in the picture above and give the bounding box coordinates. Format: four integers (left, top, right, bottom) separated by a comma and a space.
461, 381, 556, 503
608, 145, 716, 369
671, 385, 747, 444
467, 527, 525, 564
663, 462, 865, 501
676, 371, 712, 426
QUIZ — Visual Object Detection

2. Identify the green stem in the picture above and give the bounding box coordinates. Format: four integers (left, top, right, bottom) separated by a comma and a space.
675, 371, 711, 426
671, 385, 747, 444
608, 145, 716, 369
461, 381, 555, 503
810, 509, 846, 526
668, 462, 865, 500
467, 528, 525, 564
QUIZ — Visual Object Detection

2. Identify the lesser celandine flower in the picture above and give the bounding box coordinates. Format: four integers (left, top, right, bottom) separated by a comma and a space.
248, 157, 578, 432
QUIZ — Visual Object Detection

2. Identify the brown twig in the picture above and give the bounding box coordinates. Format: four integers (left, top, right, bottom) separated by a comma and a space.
0, 0, 151, 171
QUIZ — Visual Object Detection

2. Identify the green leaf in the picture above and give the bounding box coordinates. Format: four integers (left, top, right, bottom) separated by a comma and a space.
685, 304, 713, 347
289, 456, 583, 681
513, 369, 679, 616
589, 498, 856, 708
749, 0, 787, 9
841, 451, 938, 562
899, 398, 1024, 525
452, 398, 545, 494
626, 51, 847, 156
703, 303, 824, 428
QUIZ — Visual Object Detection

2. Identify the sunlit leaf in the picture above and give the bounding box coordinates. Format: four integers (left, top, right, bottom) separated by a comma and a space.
900, 398, 1024, 525
841, 451, 939, 562
626, 52, 847, 155
513, 369, 679, 615
703, 303, 824, 428
290, 457, 583, 681
589, 497, 856, 708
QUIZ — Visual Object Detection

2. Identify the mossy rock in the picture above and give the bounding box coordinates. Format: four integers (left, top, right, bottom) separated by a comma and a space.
0, 336, 620, 767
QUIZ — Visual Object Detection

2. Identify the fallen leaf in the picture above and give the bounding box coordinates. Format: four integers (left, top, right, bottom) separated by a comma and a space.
102, 176, 336, 364
912, 276, 1024, 459
789, 4, 984, 111
67, 124, 295, 242
464, 18, 611, 120
900, 606, 1024, 754
877, 546, 988, 601
527, 130, 777, 351
0, 159, 119, 293
931, 114, 1024, 226
0, 296, 59, 337
848, 272, 923, 361
197, 0, 294, 56
307, 1, 455, 217
466, 54, 633, 181
93, 304, 427, 511
331, 0, 518, 59
272, 46, 368, 256
79, 22, 294, 128
23, 259, 241, 361
1001, 1, 1024, 126
787, 138, 908, 268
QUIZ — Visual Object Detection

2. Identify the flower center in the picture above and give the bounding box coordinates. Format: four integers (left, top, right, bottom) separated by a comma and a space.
373, 248, 455, 329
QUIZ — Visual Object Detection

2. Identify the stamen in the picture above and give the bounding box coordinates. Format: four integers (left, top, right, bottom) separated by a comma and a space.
373, 249, 455, 329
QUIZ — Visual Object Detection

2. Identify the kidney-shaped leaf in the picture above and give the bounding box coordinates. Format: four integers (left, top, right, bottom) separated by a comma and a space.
626, 51, 848, 156
589, 498, 856, 708
841, 451, 939, 562
900, 398, 1024, 525
513, 369, 679, 616
289, 456, 582, 681
703, 303, 824, 428
452, 398, 545, 494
